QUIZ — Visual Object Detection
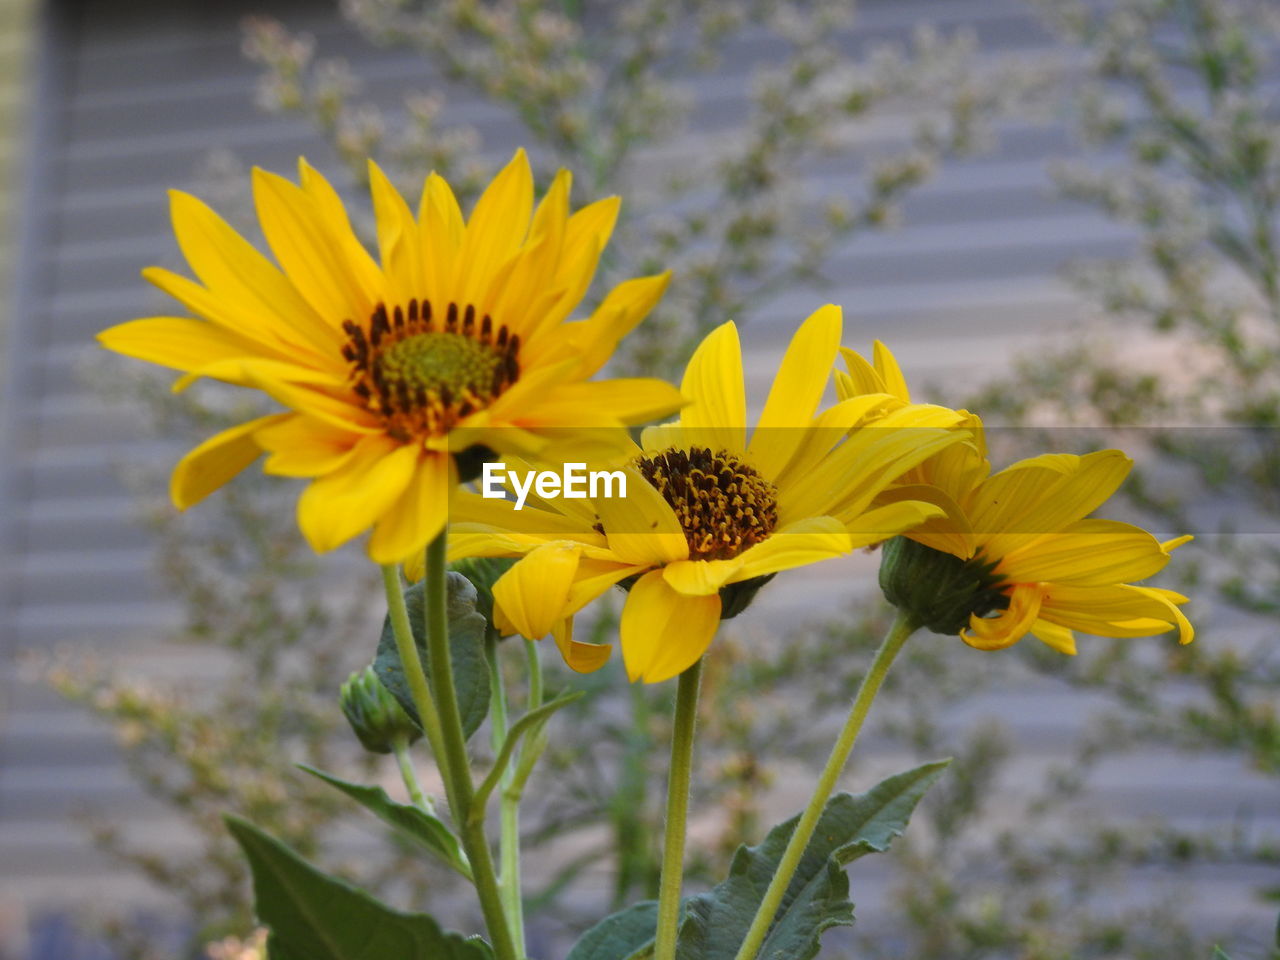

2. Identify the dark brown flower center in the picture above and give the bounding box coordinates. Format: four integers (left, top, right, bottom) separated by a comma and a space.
341, 299, 519, 441
636, 447, 779, 561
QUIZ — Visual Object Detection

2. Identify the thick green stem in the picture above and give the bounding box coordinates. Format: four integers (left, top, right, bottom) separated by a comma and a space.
653, 657, 705, 960
392, 734, 432, 814
510, 640, 545, 790
379, 565, 447, 771
422, 534, 520, 960
732, 613, 917, 960
486, 627, 526, 959
613, 678, 656, 906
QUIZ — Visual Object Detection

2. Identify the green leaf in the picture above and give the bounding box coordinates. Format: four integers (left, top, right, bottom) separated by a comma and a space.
1212, 949, 1231, 959
472, 691, 585, 814
450, 556, 516, 624
676, 759, 950, 960
297, 764, 471, 880
376, 572, 490, 741
566, 901, 660, 960
225, 815, 493, 960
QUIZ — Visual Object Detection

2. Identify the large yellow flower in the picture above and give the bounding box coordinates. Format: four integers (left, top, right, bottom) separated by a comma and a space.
98, 150, 681, 563
842, 343, 1194, 653
448, 308, 968, 682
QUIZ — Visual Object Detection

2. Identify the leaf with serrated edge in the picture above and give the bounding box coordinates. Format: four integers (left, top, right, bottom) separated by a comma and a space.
225, 815, 493, 960
298, 765, 470, 879
374, 572, 490, 741
566, 900, 662, 960
675, 760, 950, 960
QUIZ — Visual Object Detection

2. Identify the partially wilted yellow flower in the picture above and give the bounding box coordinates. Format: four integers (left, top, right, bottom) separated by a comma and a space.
98, 150, 681, 563
449, 307, 968, 682
843, 343, 1194, 653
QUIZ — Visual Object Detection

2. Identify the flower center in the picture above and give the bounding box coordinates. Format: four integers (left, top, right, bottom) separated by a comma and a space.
341, 299, 519, 441
636, 447, 779, 561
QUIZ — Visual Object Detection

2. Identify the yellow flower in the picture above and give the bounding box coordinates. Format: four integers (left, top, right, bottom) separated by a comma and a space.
843, 343, 1194, 654
448, 307, 968, 682
98, 150, 682, 563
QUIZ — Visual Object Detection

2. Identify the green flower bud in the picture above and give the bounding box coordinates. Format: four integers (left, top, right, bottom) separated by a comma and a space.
339, 666, 421, 755
878, 536, 1009, 635
718, 573, 776, 620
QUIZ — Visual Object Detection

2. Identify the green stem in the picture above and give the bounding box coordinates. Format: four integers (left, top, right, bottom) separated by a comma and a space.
613, 679, 656, 907
422, 534, 520, 960
732, 613, 917, 960
653, 657, 705, 960
497, 641, 547, 955
379, 565, 447, 771
392, 734, 432, 814
510, 640, 545, 790
486, 627, 526, 959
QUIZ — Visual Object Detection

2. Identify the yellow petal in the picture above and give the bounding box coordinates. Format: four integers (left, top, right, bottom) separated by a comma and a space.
972, 450, 1132, 559
903, 418, 989, 503
528, 272, 671, 378
419, 171, 465, 303
872, 340, 910, 401
456, 149, 534, 306
296, 436, 420, 553
620, 570, 721, 683
784, 417, 964, 524
452, 489, 604, 540
257, 413, 364, 477
563, 558, 649, 609
252, 167, 375, 324
842, 499, 947, 551
1029, 619, 1077, 655
746, 304, 842, 479
1038, 583, 1193, 644
237, 363, 382, 433
997, 518, 1170, 586
733, 516, 852, 581
98, 316, 263, 372
678, 321, 746, 455
298, 158, 384, 295
873, 484, 973, 558
492, 542, 582, 639
165, 193, 342, 353
368, 159, 424, 307
837, 347, 889, 399
521, 378, 685, 428
170, 413, 288, 509
960, 583, 1044, 650
1126, 587, 1194, 644
491, 169, 571, 333
770, 393, 897, 491
170, 355, 347, 394
552, 617, 613, 674
639, 421, 687, 452
529, 194, 622, 335
595, 465, 689, 565
662, 557, 744, 596
367, 454, 453, 564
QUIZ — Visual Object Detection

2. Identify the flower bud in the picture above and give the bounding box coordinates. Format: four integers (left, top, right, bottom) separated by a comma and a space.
339, 666, 421, 755
878, 536, 1009, 635
718, 573, 776, 620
